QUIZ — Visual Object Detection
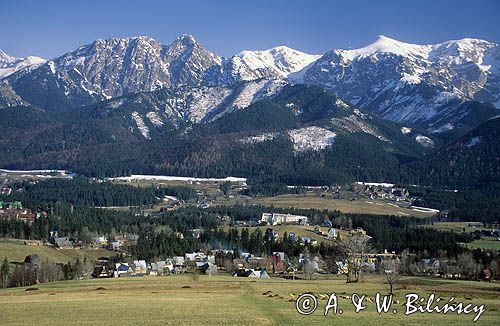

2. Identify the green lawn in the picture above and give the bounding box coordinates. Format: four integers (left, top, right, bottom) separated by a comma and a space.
0, 274, 498, 325
465, 238, 500, 251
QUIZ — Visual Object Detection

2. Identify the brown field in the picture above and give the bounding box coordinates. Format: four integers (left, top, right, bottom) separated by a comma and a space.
0, 239, 114, 263
247, 193, 435, 217
0, 274, 498, 325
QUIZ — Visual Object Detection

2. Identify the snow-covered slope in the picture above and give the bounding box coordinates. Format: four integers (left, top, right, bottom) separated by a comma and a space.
0, 49, 45, 78
301, 35, 500, 130
93, 79, 286, 138
237, 46, 320, 79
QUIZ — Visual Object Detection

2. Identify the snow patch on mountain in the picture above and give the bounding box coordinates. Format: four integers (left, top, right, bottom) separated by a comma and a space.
106, 99, 125, 109
146, 111, 164, 127
415, 135, 434, 148
401, 127, 412, 134
131, 111, 150, 139
335, 98, 350, 109
330, 115, 389, 142
240, 132, 278, 144
288, 126, 336, 152
465, 136, 481, 147
187, 86, 233, 122
231, 79, 286, 109
429, 123, 454, 134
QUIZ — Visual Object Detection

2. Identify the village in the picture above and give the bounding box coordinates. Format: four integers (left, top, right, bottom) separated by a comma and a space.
0, 172, 498, 287
1, 205, 493, 282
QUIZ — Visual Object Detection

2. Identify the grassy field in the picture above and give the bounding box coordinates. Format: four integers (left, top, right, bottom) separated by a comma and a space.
422, 223, 500, 252
465, 239, 500, 251
248, 193, 435, 217
0, 274, 498, 325
0, 240, 114, 263
425, 222, 496, 233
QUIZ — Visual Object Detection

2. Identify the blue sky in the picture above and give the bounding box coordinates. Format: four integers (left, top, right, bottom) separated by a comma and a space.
1, 0, 499, 59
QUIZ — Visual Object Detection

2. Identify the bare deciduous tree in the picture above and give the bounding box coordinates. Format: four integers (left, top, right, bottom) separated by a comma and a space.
0, 257, 9, 288
457, 252, 481, 280
381, 259, 400, 296
339, 234, 373, 283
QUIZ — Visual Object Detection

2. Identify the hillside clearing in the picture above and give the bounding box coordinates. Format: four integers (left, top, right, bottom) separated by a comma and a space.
0, 240, 113, 263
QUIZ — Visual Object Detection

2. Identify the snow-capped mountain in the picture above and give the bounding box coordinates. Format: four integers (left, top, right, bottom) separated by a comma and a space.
4, 35, 319, 110
1, 34, 499, 133
300, 35, 500, 131
5, 35, 226, 109
237, 46, 320, 79
0, 49, 45, 78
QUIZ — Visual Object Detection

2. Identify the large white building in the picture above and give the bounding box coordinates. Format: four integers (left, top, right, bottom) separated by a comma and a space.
261, 213, 308, 225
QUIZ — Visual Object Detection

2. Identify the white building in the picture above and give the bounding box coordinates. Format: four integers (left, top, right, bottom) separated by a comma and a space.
261, 213, 308, 225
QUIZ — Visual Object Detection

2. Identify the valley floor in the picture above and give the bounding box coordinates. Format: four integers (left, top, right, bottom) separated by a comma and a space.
246, 193, 435, 217
0, 275, 498, 325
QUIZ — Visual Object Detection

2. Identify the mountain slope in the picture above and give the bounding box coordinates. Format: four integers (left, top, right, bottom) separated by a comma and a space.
0, 85, 430, 184
404, 116, 500, 187
0, 49, 45, 78
3, 36, 316, 111
237, 46, 320, 79
300, 36, 500, 131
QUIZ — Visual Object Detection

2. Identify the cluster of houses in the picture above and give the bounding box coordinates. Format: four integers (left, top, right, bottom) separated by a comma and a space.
91, 234, 139, 251
45, 231, 139, 251
313, 222, 338, 240
0, 201, 44, 223
91, 250, 293, 279
93, 251, 219, 278
472, 229, 500, 241
354, 182, 410, 202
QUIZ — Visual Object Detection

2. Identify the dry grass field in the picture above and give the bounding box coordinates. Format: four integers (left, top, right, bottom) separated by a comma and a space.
0, 274, 498, 325
0, 240, 114, 263
249, 193, 435, 217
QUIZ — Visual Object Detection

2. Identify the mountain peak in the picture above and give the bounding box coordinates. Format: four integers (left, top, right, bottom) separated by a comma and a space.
173, 33, 198, 46
0, 49, 17, 63
93, 35, 158, 46
237, 46, 320, 78
0, 49, 45, 78
340, 35, 430, 60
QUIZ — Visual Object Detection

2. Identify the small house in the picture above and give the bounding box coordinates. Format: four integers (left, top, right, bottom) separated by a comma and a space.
114, 263, 132, 277
327, 228, 337, 239
54, 237, 74, 249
